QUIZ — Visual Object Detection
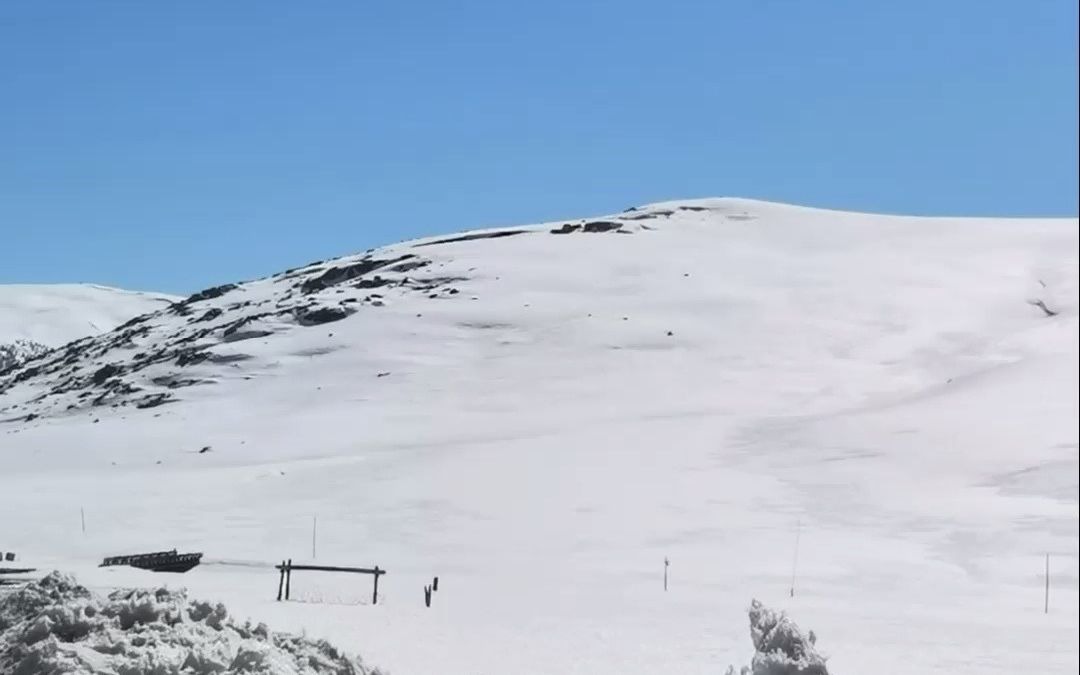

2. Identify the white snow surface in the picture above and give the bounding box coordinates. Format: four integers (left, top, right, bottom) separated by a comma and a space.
1, 198, 1078, 674
0, 283, 178, 347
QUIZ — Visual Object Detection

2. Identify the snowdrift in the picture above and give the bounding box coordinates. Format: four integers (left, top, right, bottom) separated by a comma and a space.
0, 572, 381, 675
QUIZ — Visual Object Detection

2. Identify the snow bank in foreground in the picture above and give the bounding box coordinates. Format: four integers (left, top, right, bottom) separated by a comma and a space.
727, 599, 829, 675
0, 572, 382, 675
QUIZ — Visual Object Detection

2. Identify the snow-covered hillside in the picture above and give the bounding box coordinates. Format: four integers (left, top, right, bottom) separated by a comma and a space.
1, 198, 1077, 674
0, 284, 178, 372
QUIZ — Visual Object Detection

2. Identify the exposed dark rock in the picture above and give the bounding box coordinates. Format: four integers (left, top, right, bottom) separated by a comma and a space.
550, 223, 582, 234
294, 305, 355, 326
185, 283, 239, 303
194, 308, 224, 323
281, 258, 328, 278
175, 349, 211, 367
205, 353, 253, 364
221, 312, 279, 338
134, 393, 174, 409
92, 364, 122, 385
412, 230, 528, 247
151, 376, 209, 389
113, 313, 152, 331
582, 221, 623, 233
300, 255, 416, 294
388, 259, 431, 273
622, 209, 674, 220
223, 330, 274, 343
678, 205, 709, 212
355, 276, 393, 289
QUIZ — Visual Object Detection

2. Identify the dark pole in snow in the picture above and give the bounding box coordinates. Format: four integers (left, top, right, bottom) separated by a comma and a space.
277, 560, 286, 601
285, 559, 293, 600
664, 557, 669, 592
80, 508, 86, 535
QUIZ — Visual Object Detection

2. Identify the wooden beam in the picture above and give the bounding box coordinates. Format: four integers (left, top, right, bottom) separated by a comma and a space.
274, 563, 386, 575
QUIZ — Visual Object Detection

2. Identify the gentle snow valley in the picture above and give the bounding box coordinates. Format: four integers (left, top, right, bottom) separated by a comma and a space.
1, 198, 1078, 674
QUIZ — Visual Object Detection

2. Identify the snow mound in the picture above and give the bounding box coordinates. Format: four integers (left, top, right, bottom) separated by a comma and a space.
0, 572, 382, 675
727, 600, 829, 675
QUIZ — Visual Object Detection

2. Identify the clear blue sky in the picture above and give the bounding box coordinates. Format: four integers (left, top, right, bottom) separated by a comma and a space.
2, 1, 1077, 293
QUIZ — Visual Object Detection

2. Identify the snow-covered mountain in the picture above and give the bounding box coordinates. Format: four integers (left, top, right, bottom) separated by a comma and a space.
1, 198, 1077, 674
0, 284, 178, 372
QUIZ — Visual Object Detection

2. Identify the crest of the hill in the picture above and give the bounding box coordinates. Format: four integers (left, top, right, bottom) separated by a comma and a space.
0, 200, 705, 421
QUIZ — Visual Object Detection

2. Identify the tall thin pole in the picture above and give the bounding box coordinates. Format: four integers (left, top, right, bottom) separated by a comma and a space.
790, 519, 802, 598
664, 557, 669, 592
1044, 553, 1050, 614
312, 515, 317, 559
80, 507, 86, 535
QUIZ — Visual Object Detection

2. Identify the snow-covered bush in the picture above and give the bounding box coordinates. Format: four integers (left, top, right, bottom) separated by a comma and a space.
0, 571, 383, 675
726, 599, 829, 675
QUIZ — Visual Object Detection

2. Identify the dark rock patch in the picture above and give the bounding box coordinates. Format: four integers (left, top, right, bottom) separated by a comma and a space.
550, 223, 582, 234
223, 330, 274, 343
294, 305, 355, 326
412, 230, 528, 248
175, 349, 211, 367
221, 312, 281, 338
388, 259, 431, 273
114, 313, 152, 331
194, 308, 224, 323
151, 376, 210, 389
300, 255, 416, 294
134, 393, 174, 409
186, 284, 239, 303
205, 353, 253, 364
582, 221, 623, 233
678, 205, 709, 212
281, 258, 328, 278
622, 209, 674, 220
92, 364, 122, 385
355, 275, 392, 289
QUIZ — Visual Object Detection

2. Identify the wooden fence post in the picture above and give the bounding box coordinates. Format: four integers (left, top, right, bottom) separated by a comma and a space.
372, 566, 381, 605
285, 559, 293, 601
276, 560, 286, 601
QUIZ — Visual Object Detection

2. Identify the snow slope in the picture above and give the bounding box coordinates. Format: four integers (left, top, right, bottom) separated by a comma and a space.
1, 198, 1077, 673
0, 283, 178, 348
0, 283, 178, 373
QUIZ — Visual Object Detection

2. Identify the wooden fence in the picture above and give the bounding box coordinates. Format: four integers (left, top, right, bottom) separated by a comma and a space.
275, 559, 386, 605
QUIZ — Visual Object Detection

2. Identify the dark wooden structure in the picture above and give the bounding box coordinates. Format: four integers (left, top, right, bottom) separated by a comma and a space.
275, 559, 386, 605
100, 549, 203, 573
0, 552, 36, 588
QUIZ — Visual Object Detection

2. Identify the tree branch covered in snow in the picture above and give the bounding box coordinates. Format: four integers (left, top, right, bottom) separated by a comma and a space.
726, 599, 829, 675
0, 572, 384, 675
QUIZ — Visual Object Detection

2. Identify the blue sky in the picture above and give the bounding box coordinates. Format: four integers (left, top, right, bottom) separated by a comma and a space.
2, 1, 1077, 293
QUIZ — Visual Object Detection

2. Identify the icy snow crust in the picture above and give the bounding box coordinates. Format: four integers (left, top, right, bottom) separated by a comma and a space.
1, 198, 1077, 673
0, 572, 378, 675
